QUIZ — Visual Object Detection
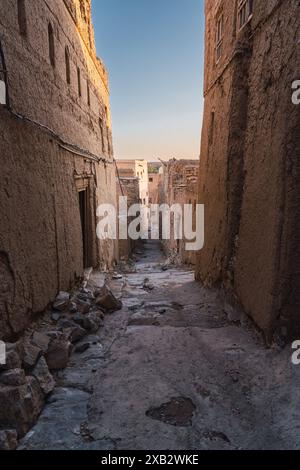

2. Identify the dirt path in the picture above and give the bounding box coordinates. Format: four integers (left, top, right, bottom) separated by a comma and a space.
20, 241, 300, 450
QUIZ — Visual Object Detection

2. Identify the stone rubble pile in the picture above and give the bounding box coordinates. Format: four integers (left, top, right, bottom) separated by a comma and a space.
0, 283, 122, 450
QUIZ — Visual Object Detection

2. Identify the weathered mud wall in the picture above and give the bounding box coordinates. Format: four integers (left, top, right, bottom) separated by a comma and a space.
196, 0, 300, 340
161, 160, 199, 266
0, 0, 117, 340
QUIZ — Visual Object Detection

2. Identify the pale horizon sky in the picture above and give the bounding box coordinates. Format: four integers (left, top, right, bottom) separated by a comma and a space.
92, 0, 205, 161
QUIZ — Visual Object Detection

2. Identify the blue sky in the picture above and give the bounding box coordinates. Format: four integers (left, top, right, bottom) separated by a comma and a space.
92, 0, 205, 160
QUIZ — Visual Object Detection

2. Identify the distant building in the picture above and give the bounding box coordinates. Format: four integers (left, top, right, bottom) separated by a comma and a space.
116, 160, 149, 234
117, 177, 140, 260
160, 159, 199, 265
148, 162, 163, 205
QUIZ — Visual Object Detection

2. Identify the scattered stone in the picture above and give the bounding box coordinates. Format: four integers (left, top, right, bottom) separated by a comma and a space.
0, 343, 22, 371
23, 342, 42, 370
69, 302, 78, 313
112, 274, 123, 280
146, 397, 196, 427
31, 332, 51, 354
45, 336, 72, 370
75, 343, 90, 354
53, 291, 70, 311
158, 308, 167, 314
0, 368, 26, 386
0, 429, 18, 450
66, 325, 87, 344
202, 430, 231, 444
72, 312, 86, 327
95, 286, 122, 313
76, 299, 91, 315
51, 313, 61, 322
58, 318, 77, 330
223, 302, 241, 323
82, 312, 102, 333
0, 377, 44, 437
161, 265, 168, 271
53, 299, 69, 312
143, 278, 155, 291
32, 357, 55, 396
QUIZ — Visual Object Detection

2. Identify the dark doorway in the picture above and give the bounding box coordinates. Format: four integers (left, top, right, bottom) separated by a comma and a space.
78, 189, 89, 268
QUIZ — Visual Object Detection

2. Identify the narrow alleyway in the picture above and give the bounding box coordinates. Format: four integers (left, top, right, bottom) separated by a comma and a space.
20, 241, 300, 451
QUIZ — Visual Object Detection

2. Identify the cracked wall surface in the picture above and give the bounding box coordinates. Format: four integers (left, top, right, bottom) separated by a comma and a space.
196, 0, 300, 340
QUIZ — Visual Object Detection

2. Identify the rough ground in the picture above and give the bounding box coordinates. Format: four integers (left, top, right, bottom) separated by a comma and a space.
20, 241, 300, 450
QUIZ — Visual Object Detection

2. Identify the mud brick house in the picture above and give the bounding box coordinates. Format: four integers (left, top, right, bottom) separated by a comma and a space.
161, 159, 199, 265
0, 0, 118, 340
117, 176, 140, 260
116, 159, 150, 235
196, 0, 300, 341
148, 162, 163, 205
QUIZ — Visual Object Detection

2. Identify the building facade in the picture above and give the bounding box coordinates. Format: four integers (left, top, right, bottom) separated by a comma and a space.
0, 0, 118, 340
116, 159, 150, 235
160, 159, 199, 265
148, 163, 163, 205
117, 176, 140, 260
196, 0, 300, 341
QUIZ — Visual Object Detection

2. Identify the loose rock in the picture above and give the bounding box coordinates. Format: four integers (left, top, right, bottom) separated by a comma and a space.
45, 335, 72, 371
75, 343, 90, 354
95, 286, 122, 313
32, 357, 55, 396
0, 377, 44, 437
23, 342, 42, 370
0, 368, 26, 386
0, 429, 18, 450
53, 291, 70, 311
31, 332, 51, 354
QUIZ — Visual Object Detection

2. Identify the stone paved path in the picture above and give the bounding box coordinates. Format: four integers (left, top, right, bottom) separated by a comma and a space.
20, 241, 300, 450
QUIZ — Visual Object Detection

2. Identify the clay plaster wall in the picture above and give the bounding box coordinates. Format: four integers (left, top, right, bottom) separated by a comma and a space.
0, 0, 117, 340
196, 0, 300, 340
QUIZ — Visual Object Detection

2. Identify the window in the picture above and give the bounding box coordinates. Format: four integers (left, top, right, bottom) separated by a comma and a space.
65, 46, 71, 84
99, 117, 105, 153
107, 129, 111, 156
87, 81, 90, 106
215, 14, 224, 62
238, 0, 253, 30
77, 67, 81, 97
17, 0, 27, 37
48, 23, 55, 67
79, 0, 87, 22
149, 177, 153, 183
0, 41, 7, 105
209, 111, 215, 145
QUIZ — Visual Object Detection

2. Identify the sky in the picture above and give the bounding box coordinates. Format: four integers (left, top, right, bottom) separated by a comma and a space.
92, 0, 205, 161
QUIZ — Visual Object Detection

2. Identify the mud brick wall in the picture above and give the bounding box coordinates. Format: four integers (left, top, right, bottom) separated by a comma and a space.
196, 0, 300, 340
0, 0, 118, 340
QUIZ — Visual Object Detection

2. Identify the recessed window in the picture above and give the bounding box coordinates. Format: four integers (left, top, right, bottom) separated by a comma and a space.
48, 23, 55, 68
238, 0, 253, 30
0, 46, 7, 105
216, 14, 224, 62
87, 81, 90, 106
209, 111, 215, 145
79, 0, 87, 22
99, 117, 105, 153
65, 46, 71, 84
149, 177, 153, 183
77, 67, 81, 97
107, 130, 111, 156
17, 0, 27, 37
